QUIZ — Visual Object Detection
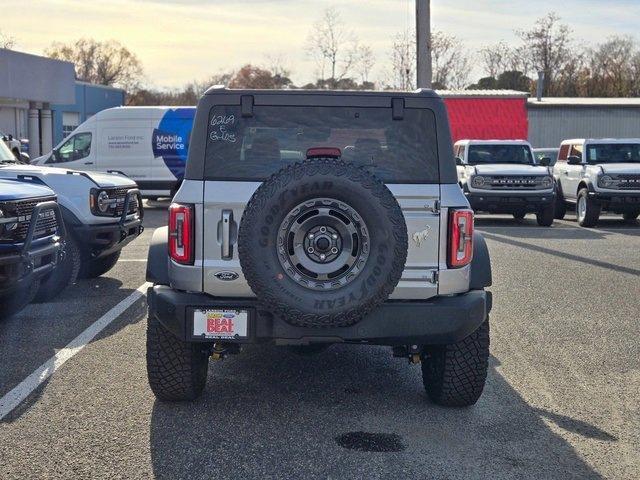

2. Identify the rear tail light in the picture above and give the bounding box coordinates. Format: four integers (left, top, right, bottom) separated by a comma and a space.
169, 203, 194, 264
448, 208, 474, 268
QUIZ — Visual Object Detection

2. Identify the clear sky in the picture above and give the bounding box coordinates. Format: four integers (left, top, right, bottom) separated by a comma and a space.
3, 0, 639, 89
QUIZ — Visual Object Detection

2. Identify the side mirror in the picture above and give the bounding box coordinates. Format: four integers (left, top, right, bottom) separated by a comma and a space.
455, 157, 464, 166
539, 157, 551, 167
567, 155, 582, 165
19, 152, 30, 164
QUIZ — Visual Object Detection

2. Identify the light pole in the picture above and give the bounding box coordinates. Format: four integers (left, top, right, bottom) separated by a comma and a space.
416, 0, 432, 89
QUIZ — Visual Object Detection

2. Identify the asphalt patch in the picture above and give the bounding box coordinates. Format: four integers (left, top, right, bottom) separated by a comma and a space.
335, 431, 405, 452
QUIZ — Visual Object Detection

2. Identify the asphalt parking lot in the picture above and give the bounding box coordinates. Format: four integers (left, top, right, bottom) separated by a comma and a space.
1, 204, 638, 480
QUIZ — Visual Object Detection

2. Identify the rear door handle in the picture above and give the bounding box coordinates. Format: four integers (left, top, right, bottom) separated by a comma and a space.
221, 209, 233, 259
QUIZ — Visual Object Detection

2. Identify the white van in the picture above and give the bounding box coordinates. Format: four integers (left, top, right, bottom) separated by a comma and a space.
31, 106, 196, 198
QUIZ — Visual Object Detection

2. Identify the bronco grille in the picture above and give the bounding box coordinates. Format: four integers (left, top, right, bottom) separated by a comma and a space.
0, 196, 58, 243
617, 174, 640, 190
486, 176, 545, 190
112, 188, 139, 216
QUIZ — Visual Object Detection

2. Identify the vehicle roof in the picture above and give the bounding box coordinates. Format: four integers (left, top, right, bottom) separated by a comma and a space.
561, 138, 640, 145
203, 86, 439, 98
92, 106, 195, 121
0, 178, 55, 202
455, 139, 532, 146
533, 147, 559, 151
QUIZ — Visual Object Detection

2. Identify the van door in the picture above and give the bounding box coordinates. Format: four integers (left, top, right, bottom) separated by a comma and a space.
150, 108, 196, 194
45, 130, 95, 170
200, 101, 441, 301
96, 116, 153, 183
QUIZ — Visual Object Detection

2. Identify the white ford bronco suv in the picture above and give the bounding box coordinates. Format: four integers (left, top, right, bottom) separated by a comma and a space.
145, 88, 493, 407
455, 139, 556, 226
0, 157, 143, 301
553, 139, 640, 227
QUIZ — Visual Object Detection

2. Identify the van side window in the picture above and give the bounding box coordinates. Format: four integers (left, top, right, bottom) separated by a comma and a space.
558, 144, 570, 162
51, 133, 92, 163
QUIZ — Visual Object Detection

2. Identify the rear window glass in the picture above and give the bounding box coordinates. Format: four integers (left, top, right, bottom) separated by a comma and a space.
204, 105, 439, 183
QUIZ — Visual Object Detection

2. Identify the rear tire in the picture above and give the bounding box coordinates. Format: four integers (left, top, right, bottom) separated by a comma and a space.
512, 211, 526, 220
0, 281, 40, 321
146, 314, 209, 401
421, 318, 490, 407
81, 251, 121, 279
34, 234, 81, 302
622, 211, 639, 223
536, 204, 555, 227
576, 188, 600, 227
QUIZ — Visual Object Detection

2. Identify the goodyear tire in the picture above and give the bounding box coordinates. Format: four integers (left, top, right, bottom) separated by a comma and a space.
82, 251, 121, 279
34, 234, 81, 302
146, 314, 209, 401
238, 158, 408, 328
0, 281, 40, 321
421, 318, 490, 407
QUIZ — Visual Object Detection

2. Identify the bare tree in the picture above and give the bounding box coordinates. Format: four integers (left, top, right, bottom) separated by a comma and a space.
431, 31, 472, 89
388, 30, 416, 90
479, 42, 513, 78
517, 12, 574, 95
356, 44, 376, 84
585, 36, 637, 97
0, 29, 15, 49
45, 39, 143, 92
305, 7, 358, 82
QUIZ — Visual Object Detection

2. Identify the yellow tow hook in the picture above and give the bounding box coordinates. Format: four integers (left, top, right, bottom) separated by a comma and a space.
210, 343, 226, 361
409, 345, 422, 364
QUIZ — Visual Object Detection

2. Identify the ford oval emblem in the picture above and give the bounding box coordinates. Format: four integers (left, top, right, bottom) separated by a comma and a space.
214, 271, 239, 281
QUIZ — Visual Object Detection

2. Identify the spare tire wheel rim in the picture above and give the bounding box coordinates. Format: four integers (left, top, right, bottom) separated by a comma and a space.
277, 197, 370, 290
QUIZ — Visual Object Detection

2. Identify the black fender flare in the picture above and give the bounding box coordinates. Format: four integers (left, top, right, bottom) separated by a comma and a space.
470, 232, 492, 290
146, 226, 170, 285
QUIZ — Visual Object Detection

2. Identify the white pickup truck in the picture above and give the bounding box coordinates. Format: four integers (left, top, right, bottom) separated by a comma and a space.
0, 155, 143, 301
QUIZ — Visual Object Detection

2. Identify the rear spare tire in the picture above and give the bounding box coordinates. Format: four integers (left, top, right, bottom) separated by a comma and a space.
238, 158, 408, 328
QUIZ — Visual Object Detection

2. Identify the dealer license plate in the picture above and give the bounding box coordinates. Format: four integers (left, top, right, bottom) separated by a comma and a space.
193, 309, 248, 339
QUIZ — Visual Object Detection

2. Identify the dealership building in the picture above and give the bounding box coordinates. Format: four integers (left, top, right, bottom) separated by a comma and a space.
0, 48, 124, 157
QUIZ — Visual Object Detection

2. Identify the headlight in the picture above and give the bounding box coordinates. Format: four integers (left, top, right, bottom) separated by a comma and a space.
471, 176, 486, 188
541, 176, 553, 188
598, 175, 614, 188
90, 189, 118, 216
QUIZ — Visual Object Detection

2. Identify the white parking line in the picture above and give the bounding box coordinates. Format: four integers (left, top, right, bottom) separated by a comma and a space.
118, 259, 147, 262
0, 282, 152, 421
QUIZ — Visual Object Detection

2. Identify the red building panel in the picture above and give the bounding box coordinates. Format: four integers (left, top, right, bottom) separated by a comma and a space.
443, 97, 528, 143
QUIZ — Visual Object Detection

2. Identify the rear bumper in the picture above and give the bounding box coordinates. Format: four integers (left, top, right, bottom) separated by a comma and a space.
147, 285, 492, 346
465, 190, 555, 213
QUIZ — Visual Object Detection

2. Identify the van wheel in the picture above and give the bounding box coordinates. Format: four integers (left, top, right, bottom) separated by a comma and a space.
576, 188, 600, 227
81, 251, 121, 279
146, 314, 209, 401
34, 234, 81, 302
536, 204, 555, 227
421, 318, 490, 407
0, 281, 40, 321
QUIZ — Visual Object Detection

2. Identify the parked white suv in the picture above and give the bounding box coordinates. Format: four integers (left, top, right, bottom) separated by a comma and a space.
455, 140, 556, 226
0, 159, 143, 300
554, 139, 640, 227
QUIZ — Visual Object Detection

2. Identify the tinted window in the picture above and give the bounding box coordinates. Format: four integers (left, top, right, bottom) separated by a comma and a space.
466, 145, 534, 165
586, 143, 640, 163
204, 105, 439, 183
558, 144, 570, 162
